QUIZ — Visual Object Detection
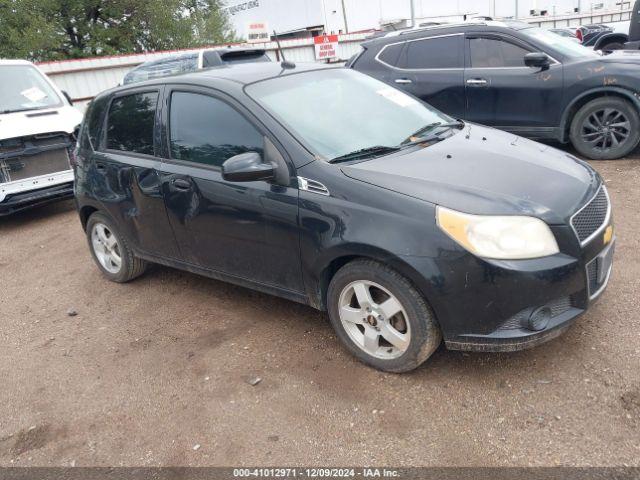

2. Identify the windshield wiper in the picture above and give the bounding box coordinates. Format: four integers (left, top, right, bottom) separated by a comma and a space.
400, 120, 464, 145
330, 145, 400, 163
0, 106, 45, 114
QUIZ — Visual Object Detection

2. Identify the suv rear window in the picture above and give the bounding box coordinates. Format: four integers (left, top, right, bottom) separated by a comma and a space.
105, 92, 158, 155
398, 35, 463, 69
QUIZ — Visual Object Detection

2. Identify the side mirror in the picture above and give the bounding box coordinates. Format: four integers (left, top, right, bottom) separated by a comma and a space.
61, 90, 73, 105
221, 152, 274, 182
524, 52, 551, 69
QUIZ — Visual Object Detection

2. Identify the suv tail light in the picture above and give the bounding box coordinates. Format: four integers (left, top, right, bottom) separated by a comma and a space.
576, 29, 583, 42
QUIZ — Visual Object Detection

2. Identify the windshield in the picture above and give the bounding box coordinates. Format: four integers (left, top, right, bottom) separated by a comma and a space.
246, 69, 455, 160
521, 27, 600, 59
0, 65, 62, 113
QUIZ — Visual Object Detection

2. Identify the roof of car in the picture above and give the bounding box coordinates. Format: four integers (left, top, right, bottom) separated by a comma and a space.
111, 62, 335, 93
364, 20, 534, 46
0, 59, 36, 66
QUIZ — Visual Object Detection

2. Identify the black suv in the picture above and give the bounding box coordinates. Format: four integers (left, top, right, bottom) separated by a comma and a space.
349, 21, 640, 160
74, 63, 614, 372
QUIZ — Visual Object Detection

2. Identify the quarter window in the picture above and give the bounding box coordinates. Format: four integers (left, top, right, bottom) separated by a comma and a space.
469, 37, 530, 68
169, 92, 263, 167
399, 35, 463, 69
378, 43, 404, 67
105, 92, 157, 155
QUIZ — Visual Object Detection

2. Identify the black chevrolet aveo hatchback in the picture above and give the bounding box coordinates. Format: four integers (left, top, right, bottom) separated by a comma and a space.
74, 63, 614, 372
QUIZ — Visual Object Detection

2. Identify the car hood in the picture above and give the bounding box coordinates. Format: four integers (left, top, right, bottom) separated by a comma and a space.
595, 50, 640, 65
341, 124, 600, 224
0, 106, 83, 141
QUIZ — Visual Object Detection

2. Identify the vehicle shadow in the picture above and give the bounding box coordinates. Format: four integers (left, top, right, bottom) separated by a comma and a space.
142, 262, 586, 385
0, 199, 76, 232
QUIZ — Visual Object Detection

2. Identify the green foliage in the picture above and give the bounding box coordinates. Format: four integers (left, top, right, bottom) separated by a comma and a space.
0, 0, 237, 61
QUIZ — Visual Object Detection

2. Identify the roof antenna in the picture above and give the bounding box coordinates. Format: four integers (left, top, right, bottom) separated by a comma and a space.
273, 30, 296, 70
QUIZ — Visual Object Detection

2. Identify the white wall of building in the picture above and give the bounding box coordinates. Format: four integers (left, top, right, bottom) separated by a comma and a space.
224, 0, 628, 38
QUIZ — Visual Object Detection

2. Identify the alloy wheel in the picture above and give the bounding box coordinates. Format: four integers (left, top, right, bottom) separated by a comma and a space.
581, 108, 631, 152
91, 223, 122, 274
338, 280, 410, 360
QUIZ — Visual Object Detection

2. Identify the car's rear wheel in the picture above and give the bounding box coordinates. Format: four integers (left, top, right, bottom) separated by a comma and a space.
86, 212, 147, 283
570, 97, 640, 159
327, 259, 441, 372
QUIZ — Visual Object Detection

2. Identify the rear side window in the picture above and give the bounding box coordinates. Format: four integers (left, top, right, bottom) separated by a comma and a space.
378, 43, 404, 66
169, 92, 263, 168
469, 37, 530, 68
105, 92, 158, 155
399, 35, 463, 69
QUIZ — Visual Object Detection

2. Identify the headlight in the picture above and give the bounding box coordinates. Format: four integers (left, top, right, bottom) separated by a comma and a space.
436, 206, 559, 260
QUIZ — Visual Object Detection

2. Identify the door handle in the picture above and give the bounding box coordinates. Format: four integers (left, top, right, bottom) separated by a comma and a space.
95, 163, 107, 172
394, 78, 413, 84
172, 178, 191, 190
466, 78, 488, 86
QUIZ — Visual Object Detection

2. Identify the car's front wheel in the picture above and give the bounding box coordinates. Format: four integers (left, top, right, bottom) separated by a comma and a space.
570, 97, 640, 159
86, 212, 148, 283
327, 260, 441, 372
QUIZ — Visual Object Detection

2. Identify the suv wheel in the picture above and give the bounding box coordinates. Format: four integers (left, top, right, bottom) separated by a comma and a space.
570, 97, 640, 159
86, 212, 148, 282
327, 260, 441, 372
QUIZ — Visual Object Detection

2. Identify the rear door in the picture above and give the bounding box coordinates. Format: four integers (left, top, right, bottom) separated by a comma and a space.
379, 34, 466, 118
464, 33, 564, 133
157, 87, 303, 292
92, 88, 180, 259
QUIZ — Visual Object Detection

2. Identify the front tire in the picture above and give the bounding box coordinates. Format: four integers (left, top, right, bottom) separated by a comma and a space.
569, 97, 640, 160
86, 212, 148, 283
327, 260, 441, 373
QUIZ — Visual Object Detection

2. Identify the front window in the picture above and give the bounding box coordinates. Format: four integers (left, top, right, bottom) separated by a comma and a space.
246, 69, 455, 160
469, 37, 531, 68
0, 65, 62, 114
520, 27, 599, 59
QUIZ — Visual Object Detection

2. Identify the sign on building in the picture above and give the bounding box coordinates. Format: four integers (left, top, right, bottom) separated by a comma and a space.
314, 35, 339, 60
246, 21, 270, 43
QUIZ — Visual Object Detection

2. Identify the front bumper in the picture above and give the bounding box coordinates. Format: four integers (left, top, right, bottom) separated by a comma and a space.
0, 181, 74, 216
404, 230, 615, 353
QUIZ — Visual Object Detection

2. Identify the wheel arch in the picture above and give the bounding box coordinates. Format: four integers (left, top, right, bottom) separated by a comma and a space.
79, 205, 99, 231
312, 245, 437, 314
559, 87, 640, 142
593, 32, 629, 51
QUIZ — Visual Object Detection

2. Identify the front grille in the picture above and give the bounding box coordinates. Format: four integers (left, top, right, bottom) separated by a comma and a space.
571, 186, 609, 244
499, 296, 573, 331
0, 134, 72, 184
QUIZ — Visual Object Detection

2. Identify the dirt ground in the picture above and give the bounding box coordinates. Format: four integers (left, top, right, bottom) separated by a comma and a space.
0, 157, 639, 468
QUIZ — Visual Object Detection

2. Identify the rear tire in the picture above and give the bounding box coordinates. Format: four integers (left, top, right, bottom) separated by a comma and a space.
327, 259, 441, 373
570, 97, 640, 160
86, 212, 148, 283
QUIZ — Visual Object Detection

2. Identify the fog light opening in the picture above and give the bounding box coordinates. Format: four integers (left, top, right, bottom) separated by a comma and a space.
527, 306, 552, 331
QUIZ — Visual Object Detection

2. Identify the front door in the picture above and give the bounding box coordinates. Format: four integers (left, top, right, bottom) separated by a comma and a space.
464, 34, 564, 134
158, 88, 303, 292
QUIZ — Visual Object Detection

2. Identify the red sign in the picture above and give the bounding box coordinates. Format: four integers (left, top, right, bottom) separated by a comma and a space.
314, 35, 339, 60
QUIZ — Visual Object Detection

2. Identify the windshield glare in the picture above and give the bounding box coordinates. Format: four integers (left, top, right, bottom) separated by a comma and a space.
246, 69, 454, 160
522, 27, 600, 59
0, 65, 62, 113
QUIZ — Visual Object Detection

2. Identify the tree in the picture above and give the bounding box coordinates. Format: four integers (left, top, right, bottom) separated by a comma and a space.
0, 0, 237, 61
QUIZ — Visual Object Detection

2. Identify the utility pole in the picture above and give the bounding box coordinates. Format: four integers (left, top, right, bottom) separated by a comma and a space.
410, 0, 416, 28
515, 0, 519, 18
341, 0, 349, 33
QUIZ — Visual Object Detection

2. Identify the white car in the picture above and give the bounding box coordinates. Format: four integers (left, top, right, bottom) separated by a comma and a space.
0, 59, 82, 215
